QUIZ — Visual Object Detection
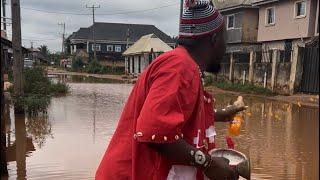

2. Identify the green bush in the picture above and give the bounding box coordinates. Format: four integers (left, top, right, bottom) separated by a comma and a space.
24, 68, 51, 95
84, 61, 124, 75
204, 74, 213, 86
50, 82, 70, 95
15, 95, 51, 115
72, 57, 85, 71
11, 67, 69, 115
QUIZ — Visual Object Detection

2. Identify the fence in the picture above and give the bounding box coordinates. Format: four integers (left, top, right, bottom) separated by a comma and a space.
215, 48, 300, 94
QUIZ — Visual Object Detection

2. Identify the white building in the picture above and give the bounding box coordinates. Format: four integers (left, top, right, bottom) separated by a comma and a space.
123, 34, 173, 75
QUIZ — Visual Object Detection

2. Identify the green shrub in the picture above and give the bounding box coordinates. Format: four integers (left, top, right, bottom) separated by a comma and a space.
72, 57, 85, 71
204, 74, 213, 86
24, 68, 51, 95
84, 61, 124, 75
50, 82, 69, 95
11, 67, 69, 115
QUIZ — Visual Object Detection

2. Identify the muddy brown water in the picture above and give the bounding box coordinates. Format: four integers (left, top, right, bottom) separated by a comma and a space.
3, 75, 319, 180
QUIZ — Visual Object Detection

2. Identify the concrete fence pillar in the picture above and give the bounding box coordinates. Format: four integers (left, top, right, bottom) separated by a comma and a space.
229, 53, 234, 82
248, 51, 256, 83
271, 49, 280, 91
289, 47, 303, 95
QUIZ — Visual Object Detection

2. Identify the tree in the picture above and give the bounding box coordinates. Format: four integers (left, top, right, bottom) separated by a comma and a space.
39, 45, 50, 57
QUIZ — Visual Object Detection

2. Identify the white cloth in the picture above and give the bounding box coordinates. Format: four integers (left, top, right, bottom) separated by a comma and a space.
167, 165, 197, 180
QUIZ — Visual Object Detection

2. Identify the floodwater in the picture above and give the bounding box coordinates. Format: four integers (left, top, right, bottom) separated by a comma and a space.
2, 75, 319, 180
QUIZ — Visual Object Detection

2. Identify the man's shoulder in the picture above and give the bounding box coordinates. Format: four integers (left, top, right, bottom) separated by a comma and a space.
152, 47, 198, 74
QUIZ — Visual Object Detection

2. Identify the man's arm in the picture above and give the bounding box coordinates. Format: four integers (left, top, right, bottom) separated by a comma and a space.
148, 139, 237, 180
214, 105, 247, 122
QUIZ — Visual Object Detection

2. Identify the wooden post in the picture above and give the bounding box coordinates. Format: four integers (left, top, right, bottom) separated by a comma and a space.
1, 41, 9, 176
11, 0, 24, 113
229, 53, 235, 82
271, 49, 279, 91
248, 51, 256, 83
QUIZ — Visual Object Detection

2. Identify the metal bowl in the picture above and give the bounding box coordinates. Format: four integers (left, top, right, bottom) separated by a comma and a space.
210, 149, 251, 180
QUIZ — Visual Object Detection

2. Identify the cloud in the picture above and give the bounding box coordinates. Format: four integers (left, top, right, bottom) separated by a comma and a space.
1, 0, 180, 52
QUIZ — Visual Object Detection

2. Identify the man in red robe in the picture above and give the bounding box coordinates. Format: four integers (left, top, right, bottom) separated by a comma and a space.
96, 1, 245, 179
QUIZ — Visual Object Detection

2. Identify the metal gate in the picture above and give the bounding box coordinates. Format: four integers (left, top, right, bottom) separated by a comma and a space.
299, 47, 319, 94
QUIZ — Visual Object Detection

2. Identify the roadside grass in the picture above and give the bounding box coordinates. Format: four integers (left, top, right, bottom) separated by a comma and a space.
204, 74, 276, 96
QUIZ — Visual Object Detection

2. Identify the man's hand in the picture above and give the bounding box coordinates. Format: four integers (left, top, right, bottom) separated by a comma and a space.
204, 157, 238, 180
215, 105, 247, 122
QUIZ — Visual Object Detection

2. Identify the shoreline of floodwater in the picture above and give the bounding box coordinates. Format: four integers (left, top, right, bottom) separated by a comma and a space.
47, 69, 319, 108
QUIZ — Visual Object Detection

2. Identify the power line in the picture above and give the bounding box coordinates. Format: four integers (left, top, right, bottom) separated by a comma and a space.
6, 32, 60, 40
20, 3, 178, 16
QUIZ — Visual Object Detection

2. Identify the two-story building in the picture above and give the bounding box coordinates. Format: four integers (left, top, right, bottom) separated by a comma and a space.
213, 0, 261, 54
253, 0, 319, 58
66, 22, 175, 65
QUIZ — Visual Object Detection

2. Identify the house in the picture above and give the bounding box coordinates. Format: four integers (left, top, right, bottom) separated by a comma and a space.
252, 0, 319, 61
1, 31, 30, 73
66, 22, 175, 64
123, 34, 172, 75
213, 0, 261, 55
27, 48, 49, 64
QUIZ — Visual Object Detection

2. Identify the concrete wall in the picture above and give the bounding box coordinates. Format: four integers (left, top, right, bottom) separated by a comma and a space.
233, 63, 250, 83
253, 63, 272, 87
275, 63, 292, 93
257, 0, 317, 42
214, 47, 309, 95
217, 63, 230, 81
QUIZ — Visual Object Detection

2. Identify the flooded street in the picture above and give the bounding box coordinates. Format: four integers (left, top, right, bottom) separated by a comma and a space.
4, 75, 319, 180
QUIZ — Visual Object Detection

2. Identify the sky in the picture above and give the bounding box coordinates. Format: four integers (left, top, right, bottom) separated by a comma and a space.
1, 0, 180, 53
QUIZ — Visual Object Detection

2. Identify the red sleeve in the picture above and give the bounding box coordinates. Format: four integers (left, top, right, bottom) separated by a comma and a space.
135, 60, 199, 143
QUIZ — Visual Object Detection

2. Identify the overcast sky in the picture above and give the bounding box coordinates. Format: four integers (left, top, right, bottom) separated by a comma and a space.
1, 0, 180, 52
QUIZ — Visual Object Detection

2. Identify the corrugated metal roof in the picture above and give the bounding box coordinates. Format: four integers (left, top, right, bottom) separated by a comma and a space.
123, 34, 172, 56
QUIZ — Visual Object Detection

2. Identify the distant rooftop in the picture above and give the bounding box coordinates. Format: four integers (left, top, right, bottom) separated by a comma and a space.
68, 22, 175, 44
123, 34, 172, 56
212, 0, 254, 11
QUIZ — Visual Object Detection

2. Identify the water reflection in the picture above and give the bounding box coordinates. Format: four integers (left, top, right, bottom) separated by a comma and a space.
213, 93, 319, 180
26, 115, 53, 148
2, 76, 319, 180
3, 103, 53, 180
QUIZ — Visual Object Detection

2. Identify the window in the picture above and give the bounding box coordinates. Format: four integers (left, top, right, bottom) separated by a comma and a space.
295, 1, 306, 18
92, 44, 101, 51
115, 45, 122, 52
265, 7, 275, 25
107, 45, 113, 52
227, 14, 235, 30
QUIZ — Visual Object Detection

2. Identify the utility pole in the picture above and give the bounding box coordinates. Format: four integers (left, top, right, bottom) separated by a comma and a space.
86, 4, 100, 61
11, 0, 24, 114
179, 0, 184, 27
1, 33, 8, 177
1, 0, 7, 31
58, 22, 66, 54
180, 0, 184, 19
30, 42, 34, 62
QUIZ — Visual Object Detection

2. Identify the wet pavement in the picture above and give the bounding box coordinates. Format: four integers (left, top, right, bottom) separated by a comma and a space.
2, 75, 319, 179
